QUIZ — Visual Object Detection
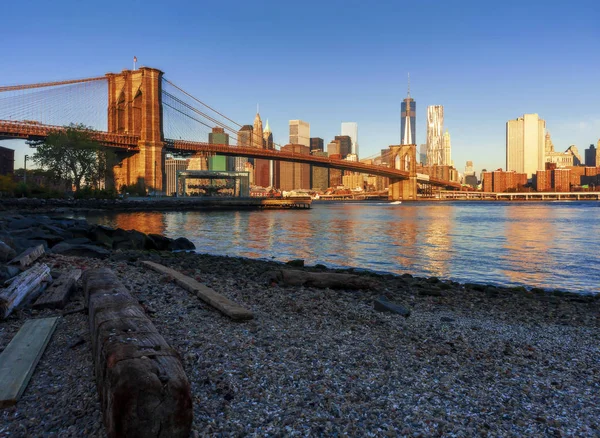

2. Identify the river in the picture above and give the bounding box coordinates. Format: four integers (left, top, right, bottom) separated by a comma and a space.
80, 201, 600, 294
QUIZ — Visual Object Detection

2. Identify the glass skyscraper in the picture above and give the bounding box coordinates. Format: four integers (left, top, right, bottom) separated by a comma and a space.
341, 122, 358, 157
401, 96, 416, 145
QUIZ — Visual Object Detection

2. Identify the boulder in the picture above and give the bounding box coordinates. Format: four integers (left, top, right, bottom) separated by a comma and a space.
89, 225, 115, 248
286, 259, 305, 267
64, 237, 93, 245
112, 228, 148, 251
51, 242, 110, 259
275, 269, 376, 290
168, 237, 195, 251
148, 233, 172, 251
0, 240, 16, 262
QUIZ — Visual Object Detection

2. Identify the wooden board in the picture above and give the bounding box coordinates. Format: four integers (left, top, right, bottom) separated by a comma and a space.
142, 261, 253, 320
0, 317, 59, 408
9, 245, 45, 269
33, 269, 82, 309
0, 264, 52, 319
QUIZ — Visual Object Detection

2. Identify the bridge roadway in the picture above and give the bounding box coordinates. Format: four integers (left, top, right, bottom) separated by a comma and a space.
0, 120, 461, 189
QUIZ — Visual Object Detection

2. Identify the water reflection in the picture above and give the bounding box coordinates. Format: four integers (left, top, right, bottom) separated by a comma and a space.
81, 202, 600, 293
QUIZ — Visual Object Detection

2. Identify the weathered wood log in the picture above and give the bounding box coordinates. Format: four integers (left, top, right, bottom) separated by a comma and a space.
0, 317, 59, 408
83, 268, 192, 438
8, 244, 45, 270
0, 264, 52, 319
142, 261, 253, 320
33, 269, 82, 309
275, 269, 377, 290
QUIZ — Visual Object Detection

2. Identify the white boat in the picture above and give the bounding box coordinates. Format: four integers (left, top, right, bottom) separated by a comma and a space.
389, 201, 402, 205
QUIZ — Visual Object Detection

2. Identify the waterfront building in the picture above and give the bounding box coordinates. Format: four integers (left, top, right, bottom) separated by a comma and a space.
342, 173, 365, 190
535, 170, 551, 191
482, 171, 492, 192
235, 125, 253, 172
506, 113, 546, 178
311, 150, 329, 190
208, 127, 230, 171
289, 120, 310, 147
367, 174, 388, 191
0, 146, 14, 175
553, 168, 571, 192
310, 137, 324, 152
481, 168, 527, 192
279, 144, 310, 190
329, 168, 342, 188
341, 122, 359, 157
401, 77, 416, 145
426, 105, 443, 165
335, 135, 352, 158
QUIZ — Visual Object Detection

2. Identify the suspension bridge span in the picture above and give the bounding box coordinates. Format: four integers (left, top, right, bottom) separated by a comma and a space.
0, 67, 460, 199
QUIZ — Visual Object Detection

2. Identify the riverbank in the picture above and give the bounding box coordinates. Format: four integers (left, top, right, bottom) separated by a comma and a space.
0, 213, 598, 436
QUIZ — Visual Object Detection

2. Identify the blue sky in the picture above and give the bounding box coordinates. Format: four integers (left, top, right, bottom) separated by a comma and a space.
2, 0, 599, 174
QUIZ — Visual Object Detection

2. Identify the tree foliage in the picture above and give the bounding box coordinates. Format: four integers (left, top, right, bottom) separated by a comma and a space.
28, 124, 116, 191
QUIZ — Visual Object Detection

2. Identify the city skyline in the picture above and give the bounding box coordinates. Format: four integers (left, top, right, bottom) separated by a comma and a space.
1, 0, 598, 175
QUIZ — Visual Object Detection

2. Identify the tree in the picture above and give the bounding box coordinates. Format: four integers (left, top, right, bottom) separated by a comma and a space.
28, 124, 115, 191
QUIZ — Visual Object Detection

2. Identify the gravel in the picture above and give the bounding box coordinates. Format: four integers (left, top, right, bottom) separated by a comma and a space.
0, 250, 598, 437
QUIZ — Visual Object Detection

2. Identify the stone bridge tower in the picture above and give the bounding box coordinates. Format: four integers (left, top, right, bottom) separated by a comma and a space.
106, 67, 164, 192
388, 144, 417, 200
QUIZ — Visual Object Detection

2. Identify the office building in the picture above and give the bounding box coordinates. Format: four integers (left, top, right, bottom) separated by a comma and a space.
327, 140, 341, 157
565, 145, 582, 166
426, 105, 444, 165
442, 131, 451, 166
419, 144, 427, 164
310, 137, 324, 152
585, 143, 600, 167
334, 135, 352, 158
235, 125, 253, 172
165, 155, 189, 196
253, 113, 271, 187
278, 144, 310, 190
401, 76, 416, 145
506, 113, 546, 178
289, 120, 310, 147
311, 150, 329, 190
0, 146, 15, 175
208, 127, 230, 171
341, 122, 358, 157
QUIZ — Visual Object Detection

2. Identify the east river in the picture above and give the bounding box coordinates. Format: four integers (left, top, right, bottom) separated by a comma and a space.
81, 201, 600, 294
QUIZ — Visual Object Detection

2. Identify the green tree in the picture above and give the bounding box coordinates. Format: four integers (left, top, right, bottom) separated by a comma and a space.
28, 124, 115, 192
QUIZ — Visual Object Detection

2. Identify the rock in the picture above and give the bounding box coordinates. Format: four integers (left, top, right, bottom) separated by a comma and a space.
277, 269, 376, 290
286, 259, 305, 267
0, 265, 20, 282
418, 289, 443, 297
64, 237, 93, 245
12, 238, 48, 254
0, 240, 16, 262
112, 228, 148, 251
440, 316, 455, 322
89, 225, 115, 248
7, 217, 38, 230
51, 243, 110, 259
373, 296, 411, 317
169, 237, 195, 251
148, 234, 172, 251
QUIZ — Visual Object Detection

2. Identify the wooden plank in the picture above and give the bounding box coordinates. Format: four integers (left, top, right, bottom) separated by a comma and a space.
33, 269, 82, 309
0, 264, 52, 319
0, 317, 59, 408
9, 245, 45, 269
142, 261, 253, 320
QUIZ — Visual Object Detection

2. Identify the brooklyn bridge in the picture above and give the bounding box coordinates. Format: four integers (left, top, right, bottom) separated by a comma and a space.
0, 67, 461, 200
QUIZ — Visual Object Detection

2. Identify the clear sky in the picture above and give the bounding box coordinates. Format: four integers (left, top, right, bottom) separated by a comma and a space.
2, 0, 599, 174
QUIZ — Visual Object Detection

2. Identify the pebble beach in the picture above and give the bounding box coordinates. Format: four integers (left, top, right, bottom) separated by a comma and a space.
0, 211, 599, 437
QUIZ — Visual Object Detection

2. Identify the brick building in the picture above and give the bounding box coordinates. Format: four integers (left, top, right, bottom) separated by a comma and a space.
0, 146, 15, 175
277, 144, 310, 191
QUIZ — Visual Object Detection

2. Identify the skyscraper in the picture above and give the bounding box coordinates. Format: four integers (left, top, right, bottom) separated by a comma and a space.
208, 127, 230, 171
426, 105, 444, 165
334, 135, 352, 158
341, 122, 358, 157
289, 120, 310, 147
254, 115, 271, 187
253, 111, 264, 149
310, 137, 324, 152
279, 144, 310, 190
506, 114, 546, 178
442, 130, 452, 166
401, 75, 416, 145
585, 143, 600, 167
235, 125, 253, 172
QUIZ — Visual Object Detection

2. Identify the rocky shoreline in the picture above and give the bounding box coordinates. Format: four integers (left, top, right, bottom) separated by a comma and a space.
0, 212, 598, 436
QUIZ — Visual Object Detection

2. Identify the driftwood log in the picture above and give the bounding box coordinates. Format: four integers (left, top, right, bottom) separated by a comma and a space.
34, 269, 82, 309
273, 269, 377, 290
83, 268, 192, 438
0, 263, 52, 319
9, 244, 45, 270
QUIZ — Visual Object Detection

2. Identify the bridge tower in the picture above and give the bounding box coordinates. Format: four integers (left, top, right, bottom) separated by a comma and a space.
388, 144, 417, 200
106, 67, 164, 192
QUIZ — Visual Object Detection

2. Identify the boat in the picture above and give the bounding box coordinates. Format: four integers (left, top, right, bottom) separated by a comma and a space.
389, 201, 402, 205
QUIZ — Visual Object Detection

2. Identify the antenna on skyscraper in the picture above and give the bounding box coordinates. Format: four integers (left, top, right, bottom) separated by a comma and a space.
407, 73, 411, 97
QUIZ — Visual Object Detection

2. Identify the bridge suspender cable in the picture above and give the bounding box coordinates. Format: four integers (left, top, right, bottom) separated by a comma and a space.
0, 76, 106, 93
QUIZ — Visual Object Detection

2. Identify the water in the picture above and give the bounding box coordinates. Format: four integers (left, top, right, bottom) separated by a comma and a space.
80, 201, 600, 294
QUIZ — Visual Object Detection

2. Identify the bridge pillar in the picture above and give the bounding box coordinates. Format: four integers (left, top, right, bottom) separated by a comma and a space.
388, 144, 417, 201
106, 67, 164, 193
